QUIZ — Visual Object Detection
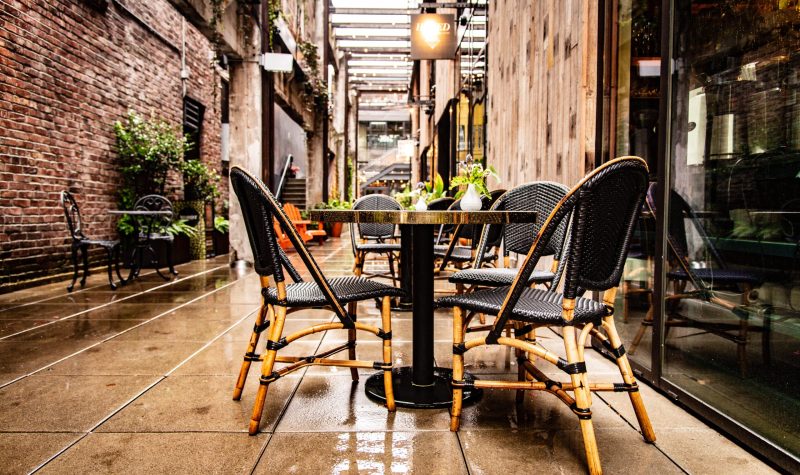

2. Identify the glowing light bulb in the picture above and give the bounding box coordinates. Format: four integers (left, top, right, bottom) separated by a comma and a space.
419, 20, 441, 49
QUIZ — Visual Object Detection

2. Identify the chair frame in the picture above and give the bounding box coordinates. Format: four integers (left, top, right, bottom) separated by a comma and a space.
129, 194, 179, 280
229, 166, 397, 435
445, 157, 656, 474
60, 191, 124, 291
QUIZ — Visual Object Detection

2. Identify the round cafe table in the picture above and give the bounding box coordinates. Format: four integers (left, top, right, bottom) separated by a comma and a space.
310, 208, 537, 409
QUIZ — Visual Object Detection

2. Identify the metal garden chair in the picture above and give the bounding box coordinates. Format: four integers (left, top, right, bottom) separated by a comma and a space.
131, 194, 179, 279
60, 191, 124, 291
230, 166, 403, 434
436, 157, 655, 474
350, 194, 402, 286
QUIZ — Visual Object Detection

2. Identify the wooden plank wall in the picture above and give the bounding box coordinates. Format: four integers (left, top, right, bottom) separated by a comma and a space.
487, 0, 598, 189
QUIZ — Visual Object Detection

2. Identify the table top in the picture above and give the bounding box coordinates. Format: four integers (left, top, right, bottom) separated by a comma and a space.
108, 210, 172, 216
309, 209, 537, 225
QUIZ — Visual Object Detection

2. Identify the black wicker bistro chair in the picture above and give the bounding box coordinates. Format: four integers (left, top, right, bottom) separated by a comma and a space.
131, 194, 179, 279
436, 157, 656, 474
629, 184, 768, 376
448, 182, 570, 333
449, 181, 571, 292
350, 195, 402, 285
229, 166, 404, 435
60, 191, 124, 291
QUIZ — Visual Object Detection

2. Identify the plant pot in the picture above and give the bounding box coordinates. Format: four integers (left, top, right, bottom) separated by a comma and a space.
213, 230, 230, 255
328, 222, 343, 238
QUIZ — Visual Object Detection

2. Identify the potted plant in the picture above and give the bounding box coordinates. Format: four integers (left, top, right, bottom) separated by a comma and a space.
394, 174, 446, 210
449, 157, 500, 211
212, 211, 230, 256
181, 159, 221, 259
113, 111, 193, 266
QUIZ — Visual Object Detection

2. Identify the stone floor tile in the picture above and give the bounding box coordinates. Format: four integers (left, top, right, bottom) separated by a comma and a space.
460, 428, 682, 474
38, 432, 267, 474
253, 431, 467, 475
173, 340, 322, 376
655, 428, 776, 474
0, 374, 158, 431
0, 432, 81, 475
275, 374, 452, 432
46, 340, 206, 376
98, 374, 301, 433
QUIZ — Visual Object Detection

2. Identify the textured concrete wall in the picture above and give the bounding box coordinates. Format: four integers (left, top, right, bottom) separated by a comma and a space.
486, 0, 598, 189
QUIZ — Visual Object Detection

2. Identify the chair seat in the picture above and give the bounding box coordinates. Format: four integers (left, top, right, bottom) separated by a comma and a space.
436, 286, 607, 326
78, 238, 119, 249
449, 267, 555, 286
356, 242, 401, 253
263, 276, 405, 306
434, 245, 497, 263
668, 268, 762, 286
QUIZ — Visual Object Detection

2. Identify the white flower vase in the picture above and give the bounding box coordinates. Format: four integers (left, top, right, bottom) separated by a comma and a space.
414, 196, 428, 211
460, 184, 483, 211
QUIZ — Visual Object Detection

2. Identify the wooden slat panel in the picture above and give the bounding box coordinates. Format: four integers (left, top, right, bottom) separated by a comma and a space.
487, 0, 598, 189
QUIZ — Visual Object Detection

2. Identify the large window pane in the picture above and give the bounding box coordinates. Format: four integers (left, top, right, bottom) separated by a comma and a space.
605, 0, 663, 372
666, 0, 800, 456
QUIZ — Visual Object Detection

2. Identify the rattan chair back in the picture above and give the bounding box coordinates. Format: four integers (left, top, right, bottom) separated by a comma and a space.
352, 194, 400, 239
487, 157, 648, 337
60, 191, 85, 240
230, 166, 352, 323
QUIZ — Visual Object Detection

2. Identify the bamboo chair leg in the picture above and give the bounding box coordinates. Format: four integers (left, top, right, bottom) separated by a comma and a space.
563, 325, 602, 475
348, 301, 359, 382
450, 306, 465, 431
388, 252, 398, 287
249, 303, 287, 435
233, 302, 272, 400
354, 252, 363, 277
381, 296, 396, 411
604, 316, 656, 442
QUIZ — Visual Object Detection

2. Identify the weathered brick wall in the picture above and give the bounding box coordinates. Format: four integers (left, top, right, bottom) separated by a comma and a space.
0, 0, 223, 291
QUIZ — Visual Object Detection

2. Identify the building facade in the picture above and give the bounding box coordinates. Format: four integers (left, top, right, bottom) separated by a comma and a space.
0, 0, 223, 290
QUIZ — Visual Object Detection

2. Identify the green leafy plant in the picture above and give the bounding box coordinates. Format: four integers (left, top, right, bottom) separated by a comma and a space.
297, 40, 329, 114
182, 159, 220, 202
394, 174, 447, 209
214, 215, 230, 234
449, 161, 499, 199
312, 197, 352, 210
167, 219, 199, 238
113, 110, 189, 235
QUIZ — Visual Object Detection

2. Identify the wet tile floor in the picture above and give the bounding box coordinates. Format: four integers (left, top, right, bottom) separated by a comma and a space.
0, 236, 774, 474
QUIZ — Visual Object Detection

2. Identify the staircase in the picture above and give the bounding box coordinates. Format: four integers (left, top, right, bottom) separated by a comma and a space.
282, 178, 307, 209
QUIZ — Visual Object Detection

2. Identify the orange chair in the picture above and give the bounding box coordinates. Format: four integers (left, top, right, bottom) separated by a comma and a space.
283, 203, 327, 245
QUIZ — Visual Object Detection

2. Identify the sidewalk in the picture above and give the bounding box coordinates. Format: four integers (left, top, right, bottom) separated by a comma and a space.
0, 236, 774, 474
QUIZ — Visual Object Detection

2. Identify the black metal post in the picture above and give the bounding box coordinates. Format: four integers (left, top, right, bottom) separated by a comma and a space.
411, 224, 434, 386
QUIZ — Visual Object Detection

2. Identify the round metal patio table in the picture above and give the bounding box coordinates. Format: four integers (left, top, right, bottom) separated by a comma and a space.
310, 209, 537, 409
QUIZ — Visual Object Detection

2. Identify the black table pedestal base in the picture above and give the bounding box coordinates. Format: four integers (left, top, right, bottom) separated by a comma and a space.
364, 366, 482, 409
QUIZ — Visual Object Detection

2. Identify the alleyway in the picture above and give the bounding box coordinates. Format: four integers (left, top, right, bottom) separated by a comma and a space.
0, 236, 771, 474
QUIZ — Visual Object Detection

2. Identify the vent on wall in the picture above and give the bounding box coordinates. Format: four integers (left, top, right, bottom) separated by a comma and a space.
183, 97, 205, 162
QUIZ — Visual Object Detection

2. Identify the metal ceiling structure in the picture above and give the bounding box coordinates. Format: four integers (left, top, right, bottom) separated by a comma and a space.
330, 0, 487, 115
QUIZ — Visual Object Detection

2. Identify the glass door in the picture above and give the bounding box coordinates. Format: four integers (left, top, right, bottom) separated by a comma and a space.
664, 0, 800, 463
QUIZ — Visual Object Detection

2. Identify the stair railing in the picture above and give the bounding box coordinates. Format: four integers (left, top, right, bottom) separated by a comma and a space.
275, 154, 293, 202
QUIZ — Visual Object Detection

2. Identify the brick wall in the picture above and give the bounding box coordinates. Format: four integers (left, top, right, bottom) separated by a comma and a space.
0, 0, 224, 291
